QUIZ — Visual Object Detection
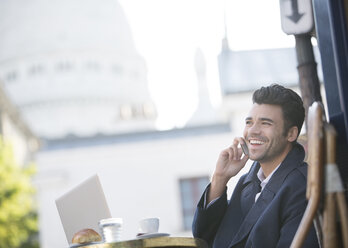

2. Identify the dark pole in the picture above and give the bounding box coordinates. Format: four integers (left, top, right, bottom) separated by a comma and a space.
295, 34, 322, 129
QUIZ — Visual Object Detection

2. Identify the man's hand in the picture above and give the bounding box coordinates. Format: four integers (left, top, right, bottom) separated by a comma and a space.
208, 137, 249, 203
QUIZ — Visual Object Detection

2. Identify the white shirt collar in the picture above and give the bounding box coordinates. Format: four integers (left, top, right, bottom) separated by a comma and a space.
257, 163, 281, 191
254, 163, 281, 202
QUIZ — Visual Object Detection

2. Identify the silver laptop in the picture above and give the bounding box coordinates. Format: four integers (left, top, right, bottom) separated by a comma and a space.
55, 174, 112, 244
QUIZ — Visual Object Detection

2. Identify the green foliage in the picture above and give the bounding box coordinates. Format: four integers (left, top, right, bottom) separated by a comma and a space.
0, 138, 39, 248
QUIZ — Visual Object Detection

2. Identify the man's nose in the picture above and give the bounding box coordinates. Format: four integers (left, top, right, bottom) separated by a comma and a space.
248, 123, 261, 134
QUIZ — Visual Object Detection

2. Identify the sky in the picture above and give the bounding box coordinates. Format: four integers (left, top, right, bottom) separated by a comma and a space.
118, 0, 295, 130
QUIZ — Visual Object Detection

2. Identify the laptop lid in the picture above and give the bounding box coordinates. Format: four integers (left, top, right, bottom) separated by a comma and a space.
55, 174, 112, 244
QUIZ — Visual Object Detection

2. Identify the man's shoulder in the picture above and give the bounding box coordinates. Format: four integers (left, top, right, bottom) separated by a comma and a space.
283, 162, 308, 185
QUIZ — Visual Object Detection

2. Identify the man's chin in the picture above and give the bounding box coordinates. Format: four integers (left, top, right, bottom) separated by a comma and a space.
249, 153, 265, 162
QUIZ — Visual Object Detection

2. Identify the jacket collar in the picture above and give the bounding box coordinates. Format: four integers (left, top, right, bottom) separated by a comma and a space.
230, 142, 305, 247
242, 142, 305, 190
265, 143, 305, 193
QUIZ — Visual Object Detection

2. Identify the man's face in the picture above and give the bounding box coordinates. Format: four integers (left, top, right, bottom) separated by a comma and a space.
243, 103, 292, 164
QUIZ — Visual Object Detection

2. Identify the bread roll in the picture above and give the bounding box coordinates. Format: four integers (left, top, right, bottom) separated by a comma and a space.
72, 228, 102, 244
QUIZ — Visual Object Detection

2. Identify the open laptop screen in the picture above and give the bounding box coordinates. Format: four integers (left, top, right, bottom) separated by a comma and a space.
55, 174, 112, 244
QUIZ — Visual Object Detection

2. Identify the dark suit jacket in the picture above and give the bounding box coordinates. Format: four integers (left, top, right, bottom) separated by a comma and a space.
192, 143, 319, 248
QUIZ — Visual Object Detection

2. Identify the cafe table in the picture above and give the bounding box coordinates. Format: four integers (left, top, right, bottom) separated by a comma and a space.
74, 236, 208, 248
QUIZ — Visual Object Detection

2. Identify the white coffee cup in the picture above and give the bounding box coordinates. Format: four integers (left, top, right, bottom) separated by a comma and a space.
139, 217, 159, 234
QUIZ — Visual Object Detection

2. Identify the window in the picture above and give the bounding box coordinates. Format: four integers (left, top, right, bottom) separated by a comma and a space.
56, 61, 73, 72
85, 61, 100, 72
142, 103, 156, 118
28, 64, 44, 75
6, 71, 17, 82
179, 176, 210, 230
119, 104, 132, 120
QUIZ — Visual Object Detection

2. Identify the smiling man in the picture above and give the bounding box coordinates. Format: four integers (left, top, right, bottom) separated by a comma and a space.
192, 84, 319, 248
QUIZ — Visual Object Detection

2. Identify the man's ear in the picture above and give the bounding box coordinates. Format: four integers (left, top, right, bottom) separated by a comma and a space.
287, 126, 299, 142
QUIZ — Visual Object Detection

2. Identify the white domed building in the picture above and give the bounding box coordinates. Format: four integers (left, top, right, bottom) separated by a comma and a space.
0, 0, 156, 139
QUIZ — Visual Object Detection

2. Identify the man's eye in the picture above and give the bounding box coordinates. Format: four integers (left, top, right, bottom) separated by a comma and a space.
262, 122, 271, 125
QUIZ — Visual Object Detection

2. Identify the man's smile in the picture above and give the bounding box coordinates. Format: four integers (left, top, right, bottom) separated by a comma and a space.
249, 139, 265, 145
247, 137, 267, 147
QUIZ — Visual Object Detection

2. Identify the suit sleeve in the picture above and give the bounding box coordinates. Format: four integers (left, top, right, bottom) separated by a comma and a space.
192, 183, 228, 246
192, 173, 248, 246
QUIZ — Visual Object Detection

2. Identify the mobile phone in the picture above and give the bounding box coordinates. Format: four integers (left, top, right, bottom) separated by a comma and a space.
241, 141, 249, 156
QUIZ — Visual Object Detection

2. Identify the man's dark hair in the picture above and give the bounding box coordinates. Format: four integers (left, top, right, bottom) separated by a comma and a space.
252, 84, 305, 138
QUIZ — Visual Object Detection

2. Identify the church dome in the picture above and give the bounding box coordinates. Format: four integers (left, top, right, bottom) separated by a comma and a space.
0, 0, 156, 139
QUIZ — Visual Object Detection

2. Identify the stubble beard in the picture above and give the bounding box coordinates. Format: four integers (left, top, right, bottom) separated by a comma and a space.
250, 138, 289, 164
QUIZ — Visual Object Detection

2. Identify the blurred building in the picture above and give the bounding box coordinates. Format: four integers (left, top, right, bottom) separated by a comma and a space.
0, 0, 324, 248
0, 82, 38, 165
217, 28, 323, 95
217, 29, 324, 130
0, 1, 230, 247
0, 0, 156, 139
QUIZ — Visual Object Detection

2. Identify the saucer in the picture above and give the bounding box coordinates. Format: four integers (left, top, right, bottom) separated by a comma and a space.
136, 232, 170, 239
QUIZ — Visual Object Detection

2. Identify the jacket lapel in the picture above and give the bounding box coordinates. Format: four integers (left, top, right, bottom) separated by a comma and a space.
240, 178, 261, 216
229, 182, 275, 246
228, 143, 305, 247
